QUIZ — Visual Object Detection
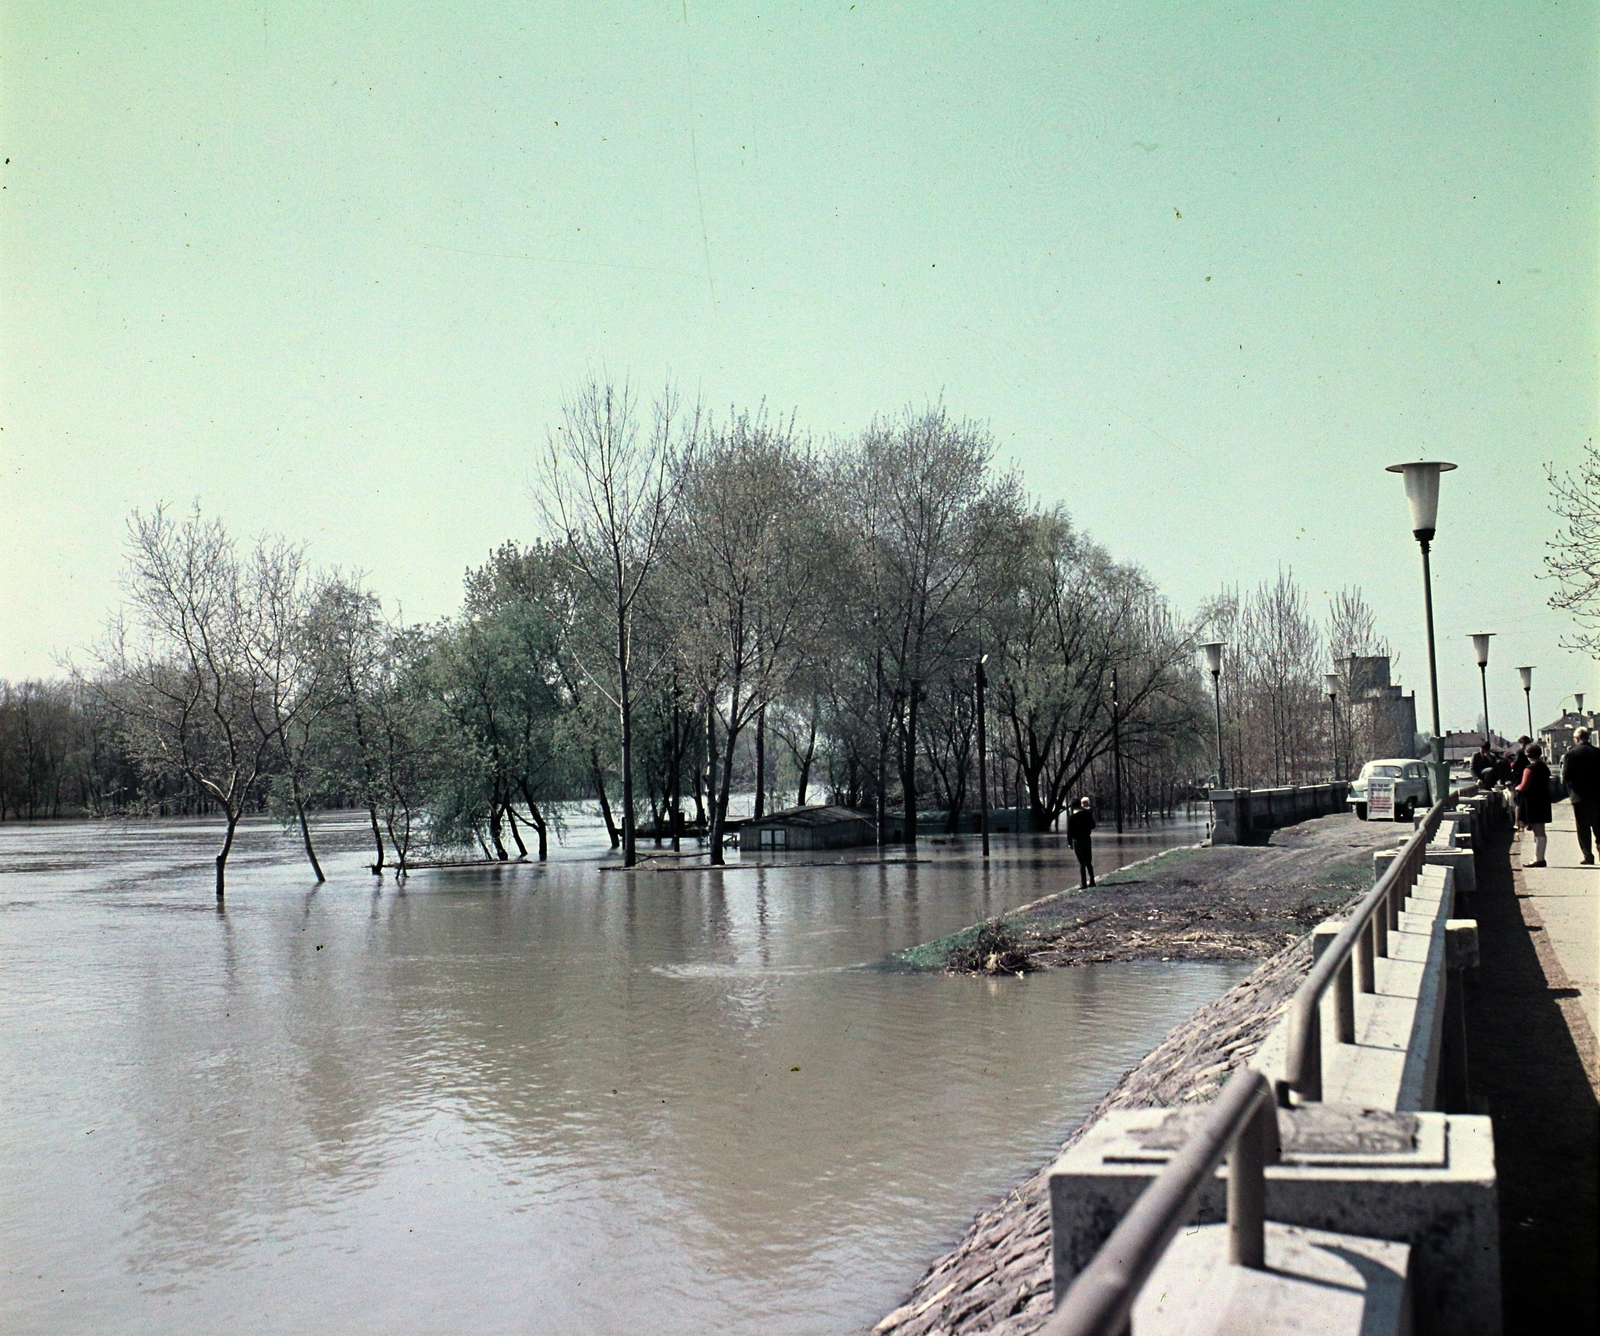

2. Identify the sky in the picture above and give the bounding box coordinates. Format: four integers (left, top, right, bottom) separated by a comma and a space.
3, 1, 1596, 735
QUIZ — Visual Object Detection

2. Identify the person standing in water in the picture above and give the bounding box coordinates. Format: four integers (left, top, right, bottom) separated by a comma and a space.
1067, 796, 1096, 887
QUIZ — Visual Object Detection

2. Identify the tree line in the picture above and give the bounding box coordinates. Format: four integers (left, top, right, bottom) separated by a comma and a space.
2, 380, 1409, 899
1195, 574, 1407, 790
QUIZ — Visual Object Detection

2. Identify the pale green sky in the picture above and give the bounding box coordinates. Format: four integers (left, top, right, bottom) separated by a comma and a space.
3, 1, 1596, 731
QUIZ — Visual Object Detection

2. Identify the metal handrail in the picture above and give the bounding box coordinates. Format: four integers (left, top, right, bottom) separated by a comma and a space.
1278, 790, 1468, 1105
1043, 1067, 1278, 1336
1043, 790, 1481, 1334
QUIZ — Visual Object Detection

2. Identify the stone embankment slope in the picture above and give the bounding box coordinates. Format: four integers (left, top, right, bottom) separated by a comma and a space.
894, 812, 1403, 971
872, 812, 1403, 1336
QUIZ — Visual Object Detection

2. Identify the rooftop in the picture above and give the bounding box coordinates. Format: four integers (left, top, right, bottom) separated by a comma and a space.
743, 804, 873, 829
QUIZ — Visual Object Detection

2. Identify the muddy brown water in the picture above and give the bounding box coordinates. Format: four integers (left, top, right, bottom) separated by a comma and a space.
0, 811, 1248, 1335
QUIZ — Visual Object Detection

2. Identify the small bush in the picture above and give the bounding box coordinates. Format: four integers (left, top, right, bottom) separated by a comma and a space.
946, 919, 1032, 975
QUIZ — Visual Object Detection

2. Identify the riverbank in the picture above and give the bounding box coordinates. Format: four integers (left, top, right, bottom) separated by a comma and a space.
891, 811, 1402, 972
871, 916, 1337, 1336
871, 812, 1408, 1335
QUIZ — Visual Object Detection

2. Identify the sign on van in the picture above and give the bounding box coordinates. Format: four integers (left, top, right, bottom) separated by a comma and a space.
1368, 775, 1395, 820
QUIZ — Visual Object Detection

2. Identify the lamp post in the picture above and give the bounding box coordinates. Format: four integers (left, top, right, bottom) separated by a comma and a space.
1199, 641, 1227, 789
1324, 671, 1341, 782
1111, 667, 1124, 835
1469, 634, 1494, 747
1517, 666, 1534, 739
976, 655, 990, 860
1386, 459, 1456, 805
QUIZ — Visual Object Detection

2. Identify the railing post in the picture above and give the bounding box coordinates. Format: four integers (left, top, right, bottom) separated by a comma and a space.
1227, 1093, 1269, 1269
1374, 904, 1389, 957
1301, 1002, 1322, 1102
1357, 917, 1376, 992
1335, 956, 1356, 1043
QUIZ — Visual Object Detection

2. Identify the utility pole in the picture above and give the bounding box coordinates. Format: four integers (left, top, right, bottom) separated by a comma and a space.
976, 655, 990, 859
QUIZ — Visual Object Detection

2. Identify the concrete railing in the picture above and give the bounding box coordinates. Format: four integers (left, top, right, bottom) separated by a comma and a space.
1044, 1068, 1278, 1336
1050, 791, 1499, 1333
1278, 793, 1455, 1105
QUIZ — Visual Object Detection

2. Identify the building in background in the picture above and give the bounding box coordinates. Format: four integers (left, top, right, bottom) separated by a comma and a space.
1539, 710, 1599, 765
1342, 656, 1420, 767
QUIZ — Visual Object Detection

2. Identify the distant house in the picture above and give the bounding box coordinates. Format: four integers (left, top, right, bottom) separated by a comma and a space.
1540, 710, 1598, 765
741, 804, 876, 852
1437, 730, 1512, 763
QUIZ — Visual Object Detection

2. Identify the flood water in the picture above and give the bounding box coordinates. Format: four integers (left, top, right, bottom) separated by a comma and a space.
0, 811, 1248, 1335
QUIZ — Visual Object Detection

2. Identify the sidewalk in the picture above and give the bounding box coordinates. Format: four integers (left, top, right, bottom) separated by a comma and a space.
1515, 798, 1599, 1041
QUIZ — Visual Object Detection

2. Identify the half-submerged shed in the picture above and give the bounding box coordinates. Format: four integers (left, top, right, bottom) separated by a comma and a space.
741, 804, 876, 852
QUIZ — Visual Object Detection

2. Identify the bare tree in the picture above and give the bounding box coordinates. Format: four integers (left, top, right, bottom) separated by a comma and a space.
669, 408, 838, 863
847, 404, 1023, 848
537, 378, 696, 866
249, 536, 325, 880
1545, 441, 1600, 656
305, 572, 392, 871
96, 507, 285, 903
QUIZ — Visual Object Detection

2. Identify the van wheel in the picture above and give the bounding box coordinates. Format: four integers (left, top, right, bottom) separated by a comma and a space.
1355, 803, 1368, 821
1397, 799, 1414, 823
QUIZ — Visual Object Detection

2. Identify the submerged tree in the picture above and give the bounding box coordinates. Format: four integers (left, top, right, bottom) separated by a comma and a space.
536, 378, 698, 866
669, 407, 838, 863
96, 507, 292, 903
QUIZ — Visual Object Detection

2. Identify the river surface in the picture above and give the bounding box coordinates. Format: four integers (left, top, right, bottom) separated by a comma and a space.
0, 811, 1247, 1335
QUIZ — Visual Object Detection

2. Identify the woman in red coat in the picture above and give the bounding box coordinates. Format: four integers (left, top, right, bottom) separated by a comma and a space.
1517, 743, 1554, 867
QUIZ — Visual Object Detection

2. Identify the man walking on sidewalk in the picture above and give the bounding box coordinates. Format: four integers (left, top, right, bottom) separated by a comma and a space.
1562, 725, 1600, 865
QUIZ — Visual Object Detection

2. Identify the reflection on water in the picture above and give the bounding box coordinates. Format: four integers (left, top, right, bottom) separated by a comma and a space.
0, 813, 1244, 1335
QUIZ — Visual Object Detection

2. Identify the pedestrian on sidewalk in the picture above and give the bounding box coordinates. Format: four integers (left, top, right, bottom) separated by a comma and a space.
1470, 738, 1499, 788
1066, 796, 1096, 888
1517, 742, 1553, 867
1511, 737, 1533, 828
1561, 725, 1599, 865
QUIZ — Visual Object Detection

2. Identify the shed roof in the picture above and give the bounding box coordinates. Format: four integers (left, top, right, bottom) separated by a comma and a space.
743, 804, 872, 829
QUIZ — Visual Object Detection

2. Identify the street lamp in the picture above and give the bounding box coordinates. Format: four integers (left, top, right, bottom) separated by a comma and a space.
1517, 666, 1535, 739
1324, 671, 1341, 782
1387, 459, 1457, 805
1469, 633, 1494, 746
1111, 667, 1124, 834
975, 654, 990, 860
1198, 641, 1227, 789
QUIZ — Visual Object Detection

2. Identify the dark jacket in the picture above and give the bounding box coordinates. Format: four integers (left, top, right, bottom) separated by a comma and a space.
1470, 749, 1498, 784
1066, 808, 1096, 844
1518, 761, 1553, 826
1562, 740, 1600, 805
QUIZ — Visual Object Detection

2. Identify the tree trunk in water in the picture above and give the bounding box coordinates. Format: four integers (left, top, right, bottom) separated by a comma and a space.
520, 791, 550, 860
505, 804, 528, 857
592, 751, 620, 849
290, 770, 326, 882
487, 806, 509, 860
706, 696, 724, 866
710, 722, 742, 868
754, 706, 766, 820
618, 615, 637, 868
366, 803, 386, 873
215, 811, 240, 905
